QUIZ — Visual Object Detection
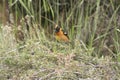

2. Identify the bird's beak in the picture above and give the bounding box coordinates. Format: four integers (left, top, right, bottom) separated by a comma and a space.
54, 29, 57, 33
54, 24, 58, 33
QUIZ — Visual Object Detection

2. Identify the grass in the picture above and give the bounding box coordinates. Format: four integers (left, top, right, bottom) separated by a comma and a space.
0, 0, 120, 80
0, 25, 119, 80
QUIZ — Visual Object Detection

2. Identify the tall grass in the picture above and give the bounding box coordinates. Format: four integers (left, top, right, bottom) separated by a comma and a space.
0, 0, 120, 79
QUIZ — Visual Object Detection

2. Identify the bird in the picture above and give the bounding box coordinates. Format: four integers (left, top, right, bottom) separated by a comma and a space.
54, 25, 69, 42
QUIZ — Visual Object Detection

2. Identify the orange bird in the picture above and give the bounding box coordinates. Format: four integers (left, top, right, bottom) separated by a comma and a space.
54, 25, 69, 42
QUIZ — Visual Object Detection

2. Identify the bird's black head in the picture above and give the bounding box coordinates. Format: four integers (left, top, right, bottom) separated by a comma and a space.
54, 25, 60, 33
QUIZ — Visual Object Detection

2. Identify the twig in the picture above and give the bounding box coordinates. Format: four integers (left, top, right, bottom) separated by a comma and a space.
38, 71, 56, 80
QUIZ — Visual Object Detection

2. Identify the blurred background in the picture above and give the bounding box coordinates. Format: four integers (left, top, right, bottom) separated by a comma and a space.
0, 0, 120, 79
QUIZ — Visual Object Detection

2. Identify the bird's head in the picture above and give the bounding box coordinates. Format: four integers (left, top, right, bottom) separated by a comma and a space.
54, 25, 61, 33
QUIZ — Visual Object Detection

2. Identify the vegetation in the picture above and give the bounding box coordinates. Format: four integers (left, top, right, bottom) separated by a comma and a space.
0, 0, 120, 79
